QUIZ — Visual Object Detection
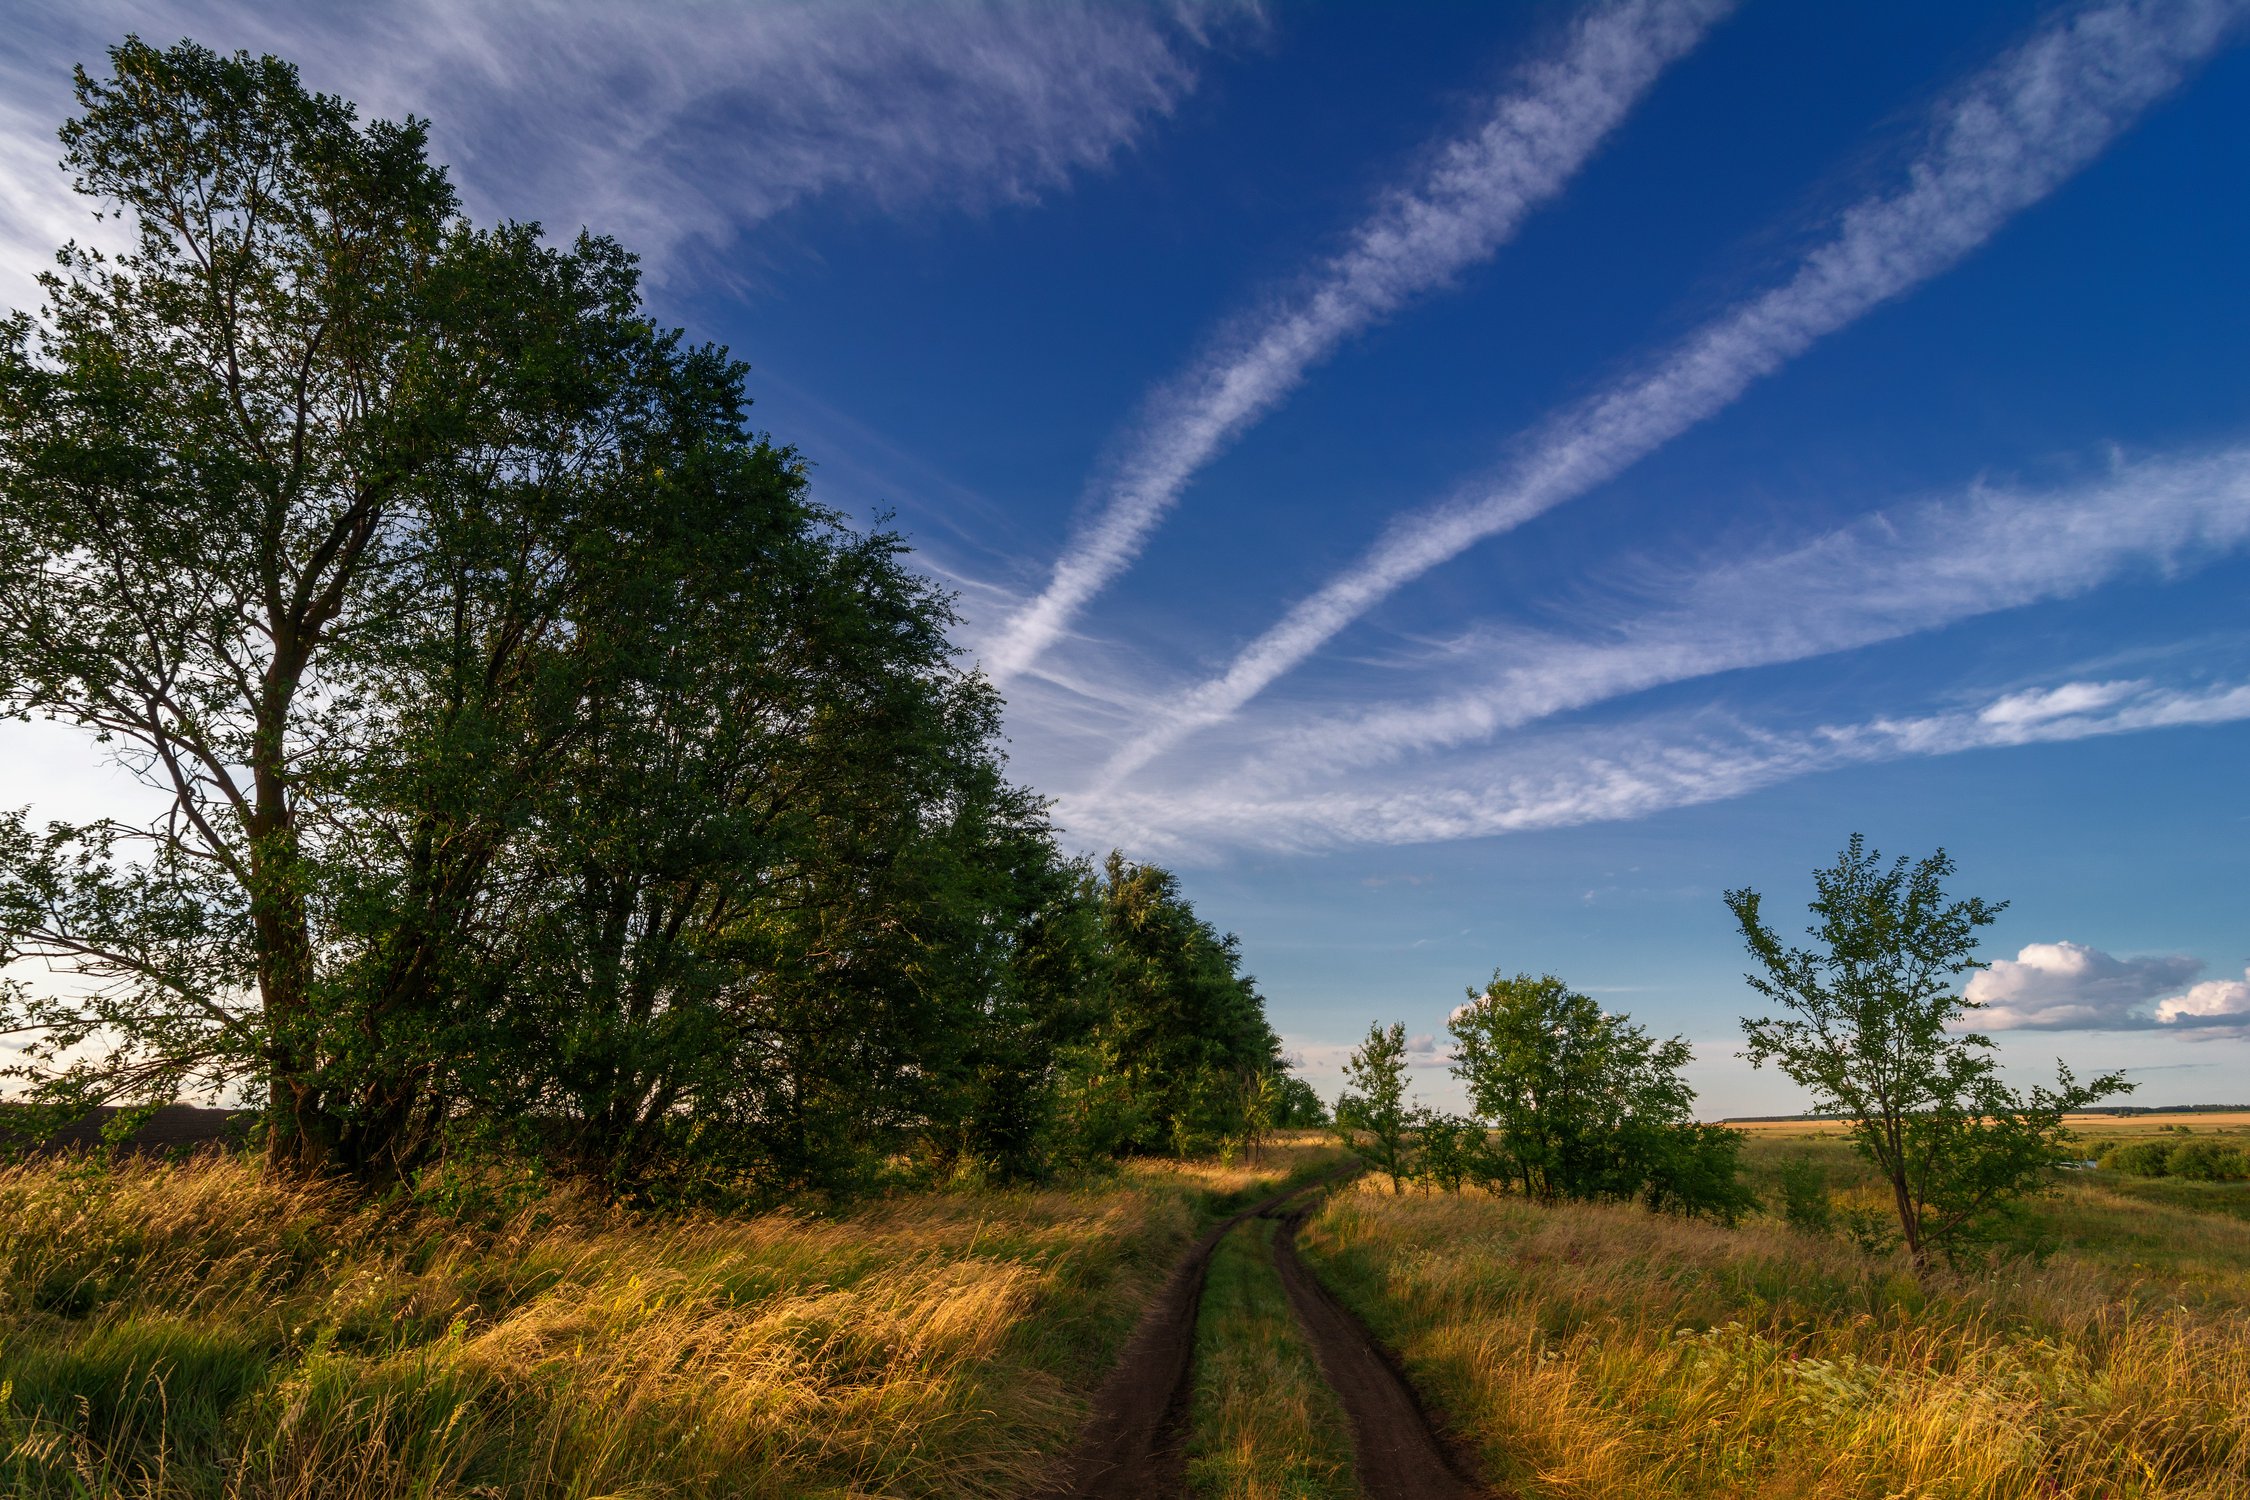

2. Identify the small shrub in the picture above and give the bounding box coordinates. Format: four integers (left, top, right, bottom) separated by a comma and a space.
1777, 1155, 1834, 1235
2100, 1141, 2175, 1176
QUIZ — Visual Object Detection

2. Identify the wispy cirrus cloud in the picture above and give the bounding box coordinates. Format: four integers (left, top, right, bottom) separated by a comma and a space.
1060, 676, 2250, 856
980, 0, 1736, 680
0, 0, 1253, 307
1250, 445, 2250, 780
1097, 0, 2250, 785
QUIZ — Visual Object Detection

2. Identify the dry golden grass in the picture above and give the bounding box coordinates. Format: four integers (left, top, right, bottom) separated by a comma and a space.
1299, 1165, 2250, 1499
1727, 1110, 2250, 1142
1184, 1217, 1357, 1500
0, 1136, 1344, 1499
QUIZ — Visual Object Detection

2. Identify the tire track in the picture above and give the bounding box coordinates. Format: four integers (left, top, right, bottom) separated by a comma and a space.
1270, 1201, 1495, 1500
1036, 1170, 1348, 1500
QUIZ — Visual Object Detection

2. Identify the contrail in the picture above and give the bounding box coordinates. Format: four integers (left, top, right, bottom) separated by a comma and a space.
983, 0, 1737, 680
1266, 446, 2250, 778
1098, 0, 2249, 785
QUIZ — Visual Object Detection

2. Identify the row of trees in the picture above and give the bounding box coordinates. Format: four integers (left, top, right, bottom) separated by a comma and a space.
0, 40, 1310, 1199
1333, 837, 2131, 1268
1336, 979, 1753, 1219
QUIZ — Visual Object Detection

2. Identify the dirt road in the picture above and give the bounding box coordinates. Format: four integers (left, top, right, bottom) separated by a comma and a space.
1039, 1174, 1494, 1500
1035, 1176, 1336, 1499
1270, 1203, 1490, 1500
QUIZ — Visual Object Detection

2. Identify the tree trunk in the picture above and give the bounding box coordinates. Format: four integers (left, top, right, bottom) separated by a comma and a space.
250, 658, 335, 1177
1889, 1169, 1926, 1271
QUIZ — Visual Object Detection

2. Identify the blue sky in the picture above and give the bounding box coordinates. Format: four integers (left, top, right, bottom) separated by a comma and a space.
3, 0, 2247, 1115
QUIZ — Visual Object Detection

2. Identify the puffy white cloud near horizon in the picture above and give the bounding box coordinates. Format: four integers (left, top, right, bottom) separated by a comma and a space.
2153, 966, 2250, 1029
1964, 941, 2236, 1031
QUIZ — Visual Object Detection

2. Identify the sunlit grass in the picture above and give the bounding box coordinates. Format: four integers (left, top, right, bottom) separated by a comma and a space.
0, 1136, 1344, 1499
1185, 1216, 1358, 1500
1298, 1151, 2250, 1499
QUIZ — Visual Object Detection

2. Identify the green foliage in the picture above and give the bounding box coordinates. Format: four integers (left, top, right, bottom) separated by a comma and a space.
2167, 1140, 2250, 1181
1729, 836, 2131, 1268
0, 39, 1294, 1198
2102, 1138, 2250, 1180
1777, 1154, 1835, 1235
1336, 1021, 1416, 1193
1085, 854, 1284, 1156
1449, 973, 1751, 1220
2102, 1141, 2176, 1176
1412, 1111, 1483, 1195
1270, 1073, 1330, 1129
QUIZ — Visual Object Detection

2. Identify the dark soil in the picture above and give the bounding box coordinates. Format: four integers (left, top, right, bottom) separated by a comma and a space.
1041, 1171, 1496, 1500
1035, 1173, 1340, 1499
1269, 1201, 1495, 1500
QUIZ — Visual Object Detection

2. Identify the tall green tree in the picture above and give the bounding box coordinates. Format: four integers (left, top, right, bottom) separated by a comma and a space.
1450, 972, 1747, 1217
1336, 1020, 1415, 1193
1728, 836, 2129, 1268
1085, 853, 1282, 1156
0, 37, 1304, 1201
0, 39, 664, 1178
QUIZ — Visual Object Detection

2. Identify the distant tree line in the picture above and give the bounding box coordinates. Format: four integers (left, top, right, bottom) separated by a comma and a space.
0, 39, 1313, 1200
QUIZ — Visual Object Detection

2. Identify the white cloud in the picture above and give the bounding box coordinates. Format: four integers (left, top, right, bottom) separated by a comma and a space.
0, 0, 1250, 308
1404, 1032, 1451, 1067
1250, 446, 2250, 782
1055, 676, 2250, 856
1963, 941, 2204, 1029
2154, 966, 2250, 1029
980, 0, 1734, 679
1037, 440, 2250, 857
1978, 680, 2145, 728
1095, 0, 2250, 785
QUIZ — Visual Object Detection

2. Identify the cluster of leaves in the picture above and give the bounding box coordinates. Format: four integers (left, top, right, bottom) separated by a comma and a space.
0, 39, 1303, 1200
2101, 1137, 2250, 1180
1333, 988, 1751, 1222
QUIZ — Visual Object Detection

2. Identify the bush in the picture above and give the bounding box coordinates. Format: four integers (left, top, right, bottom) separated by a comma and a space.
2097, 1139, 2250, 1180
2100, 1141, 2173, 1175
2165, 1139, 2250, 1181
1777, 1155, 1834, 1235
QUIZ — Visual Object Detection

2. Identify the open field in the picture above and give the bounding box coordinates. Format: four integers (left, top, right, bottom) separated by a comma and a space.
0, 1138, 1344, 1499
9, 1123, 2248, 1499
1733, 1115, 2250, 1237
1300, 1133, 2250, 1499
1727, 1110, 2250, 1141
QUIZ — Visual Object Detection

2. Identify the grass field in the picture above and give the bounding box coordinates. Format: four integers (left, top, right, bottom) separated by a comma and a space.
1184, 1215, 1357, 1500
0, 1137, 1343, 1499
12, 1122, 2244, 1498
1734, 1113, 2250, 1240
1300, 1123, 2250, 1499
